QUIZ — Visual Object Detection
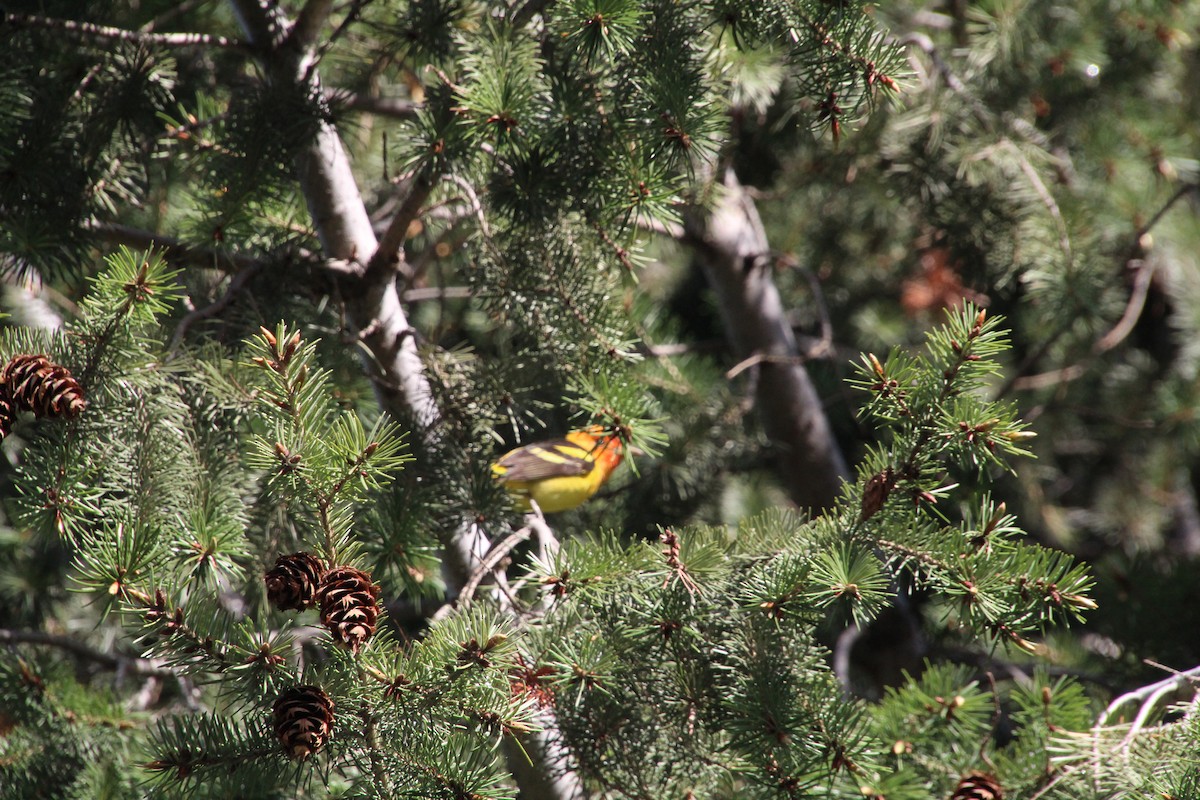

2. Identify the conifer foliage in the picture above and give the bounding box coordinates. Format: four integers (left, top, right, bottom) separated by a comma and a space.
2, 1, 1200, 800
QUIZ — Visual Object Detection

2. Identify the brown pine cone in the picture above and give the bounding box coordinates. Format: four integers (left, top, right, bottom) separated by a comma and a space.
0, 384, 15, 442
950, 772, 1004, 800
273, 685, 334, 760
859, 467, 896, 522
264, 552, 327, 612
316, 565, 381, 654
2, 354, 87, 419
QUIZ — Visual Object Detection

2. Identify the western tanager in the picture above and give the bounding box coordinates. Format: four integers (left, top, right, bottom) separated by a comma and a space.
491, 425, 627, 513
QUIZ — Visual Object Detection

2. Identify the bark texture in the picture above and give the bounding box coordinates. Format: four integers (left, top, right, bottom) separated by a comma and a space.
685, 167, 850, 512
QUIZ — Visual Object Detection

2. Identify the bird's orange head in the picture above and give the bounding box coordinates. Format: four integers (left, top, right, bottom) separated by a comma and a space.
569, 425, 626, 476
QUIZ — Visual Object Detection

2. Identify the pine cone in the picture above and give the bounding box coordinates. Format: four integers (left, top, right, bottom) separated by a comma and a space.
950, 772, 1004, 800
264, 552, 326, 612
0, 384, 15, 442
859, 467, 896, 522
2, 354, 87, 419
316, 565, 381, 653
273, 685, 334, 760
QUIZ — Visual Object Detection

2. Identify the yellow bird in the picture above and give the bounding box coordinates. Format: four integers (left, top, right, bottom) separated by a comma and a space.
491, 426, 628, 513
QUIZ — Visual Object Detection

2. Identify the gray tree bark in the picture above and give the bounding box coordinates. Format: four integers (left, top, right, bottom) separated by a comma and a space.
228, 3, 578, 798
685, 167, 850, 512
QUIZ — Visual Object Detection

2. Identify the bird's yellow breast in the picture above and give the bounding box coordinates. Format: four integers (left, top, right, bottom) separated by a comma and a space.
500, 469, 610, 514
491, 429, 625, 513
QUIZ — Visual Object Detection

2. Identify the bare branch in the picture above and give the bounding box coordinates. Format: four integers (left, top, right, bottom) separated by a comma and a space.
0, 628, 174, 678
288, 0, 335, 51
684, 167, 850, 512
512, 0, 555, 28
328, 89, 421, 119
403, 286, 473, 302
1093, 261, 1157, 355
169, 261, 263, 353
2, 11, 248, 51
725, 352, 808, 380
1098, 664, 1200, 727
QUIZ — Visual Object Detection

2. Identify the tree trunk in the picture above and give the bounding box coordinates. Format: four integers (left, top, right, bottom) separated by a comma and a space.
685, 167, 850, 512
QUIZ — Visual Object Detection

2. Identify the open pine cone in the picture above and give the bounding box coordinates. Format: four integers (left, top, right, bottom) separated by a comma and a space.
316, 565, 381, 653
950, 772, 1004, 800
2, 354, 87, 420
0, 384, 14, 442
264, 552, 326, 612
273, 685, 334, 760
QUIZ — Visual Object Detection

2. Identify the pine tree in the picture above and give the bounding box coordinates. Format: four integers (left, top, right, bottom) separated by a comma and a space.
2, 2, 1200, 800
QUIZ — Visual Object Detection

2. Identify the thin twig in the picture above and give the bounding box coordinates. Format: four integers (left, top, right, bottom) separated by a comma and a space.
1005, 139, 1073, 271
724, 351, 807, 380
456, 526, 533, 610
1093, 260, 1157, 354
2, 12, 248, 50
328, 89, 422, 119
402, 286, 473, 302
1098, 664, 1200, 726
445, 173, 493, 241
168, 261, 263, 353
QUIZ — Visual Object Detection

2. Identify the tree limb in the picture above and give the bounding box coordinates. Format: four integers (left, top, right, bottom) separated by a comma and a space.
684, 167, 850, 512
288, 0, 334, 52
0, 628, 174, 678
2, 11, 248, 51
228, 0, 439, 431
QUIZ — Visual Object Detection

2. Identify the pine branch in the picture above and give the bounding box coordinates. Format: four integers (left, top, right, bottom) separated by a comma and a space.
0, 628, 173, 678
88, 221, 264, 272
1, 11, 249, 51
